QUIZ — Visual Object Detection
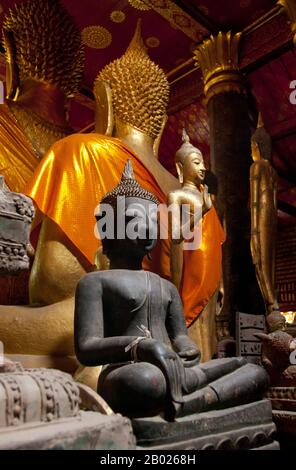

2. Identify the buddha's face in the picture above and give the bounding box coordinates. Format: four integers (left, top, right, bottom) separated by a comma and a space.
123, 197, 158, 256
251, 140, 261, 162
99, 197, 158, 259
183, 151, 206, 185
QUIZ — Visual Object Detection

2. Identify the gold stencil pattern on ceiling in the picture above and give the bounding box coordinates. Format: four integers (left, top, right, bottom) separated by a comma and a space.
128, 0, 151, 11
148, 0, 208, 42
110, 10, 126, 23
145, 36, 160, 48
81, 26, 112, 49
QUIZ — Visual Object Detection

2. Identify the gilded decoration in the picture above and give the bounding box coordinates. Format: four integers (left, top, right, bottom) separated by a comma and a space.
110, 10, 126, 23
278, 0, 296, 45
145, 36, 160, 47
96, 23, 169, 140
3, 0, 83, 98
128, 0, 151, 11
81, 26, 112, 49
141, 0, 208, 41
194, 32, 246, 104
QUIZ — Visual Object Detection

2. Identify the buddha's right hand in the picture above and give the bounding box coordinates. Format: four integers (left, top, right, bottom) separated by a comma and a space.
136, 338, 186, 404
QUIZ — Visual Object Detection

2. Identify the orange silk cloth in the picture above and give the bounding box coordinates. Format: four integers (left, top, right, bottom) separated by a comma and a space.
0, 103, 39, 192
25, 132, 224, 324
24, 133, 171, 279
180, 207, 225, 327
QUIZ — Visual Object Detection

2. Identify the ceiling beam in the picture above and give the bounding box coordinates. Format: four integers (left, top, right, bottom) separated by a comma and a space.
168, 6, 293, 85
171, 0, 219, 34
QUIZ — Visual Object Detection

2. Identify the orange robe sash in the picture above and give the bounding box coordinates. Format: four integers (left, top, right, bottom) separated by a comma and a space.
180, 206, 225, 327
25, 132, 224, 324
24, 133, 171, 279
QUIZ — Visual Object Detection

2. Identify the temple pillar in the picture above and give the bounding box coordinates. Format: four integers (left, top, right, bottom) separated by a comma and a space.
194, 32, 264, 337
278, 0, 296, 46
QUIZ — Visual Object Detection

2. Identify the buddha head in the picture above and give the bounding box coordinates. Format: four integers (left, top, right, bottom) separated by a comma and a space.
251, 114, 272, 162
3, 0, 84, 100
96, 160, 159, 263
94, 21, 169, 145
175, 129, 206, 185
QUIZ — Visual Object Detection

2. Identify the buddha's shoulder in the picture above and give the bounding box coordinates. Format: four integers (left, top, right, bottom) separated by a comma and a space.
50, 132, 122, 151
76, 271, 110, 289
167, 189, 184, 202
148, 271, 177, 293
77, 269, 142, 285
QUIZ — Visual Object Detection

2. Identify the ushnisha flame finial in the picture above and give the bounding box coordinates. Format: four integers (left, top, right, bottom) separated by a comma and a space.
99, 160, 159, 209
176, 129, 203, 164
121, 158, 134, 180
126, 19, 146, 53
95, 21, 169, 140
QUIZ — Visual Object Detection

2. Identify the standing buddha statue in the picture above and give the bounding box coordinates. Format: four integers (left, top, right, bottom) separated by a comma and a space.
168, 130, 225, 361
250, 115, 282, 329
0, 0, 83, 193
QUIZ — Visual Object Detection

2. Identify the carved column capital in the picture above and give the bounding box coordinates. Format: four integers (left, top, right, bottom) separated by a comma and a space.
278, 0, 296, 46
193, 32, 246, 104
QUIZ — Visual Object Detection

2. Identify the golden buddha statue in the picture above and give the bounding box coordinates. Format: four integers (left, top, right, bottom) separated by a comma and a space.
0, 23, 223, 378
0, 23, 177, 377
250, 115, 280, 326
26, 21, 177, 307
168, 131, 225, 361
0, 0, 83, 193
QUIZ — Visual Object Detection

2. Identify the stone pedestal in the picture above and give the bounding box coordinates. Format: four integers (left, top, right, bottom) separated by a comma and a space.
133, 400, 279, 450
0, 412, 135, 450
0, 361, 135, 450
266, 387, 296, 450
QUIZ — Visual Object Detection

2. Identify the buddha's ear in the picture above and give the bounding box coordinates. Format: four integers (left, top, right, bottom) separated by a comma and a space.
94, 80, 114, 136
153, 114, 168, 159
3, 29, 20, 101
176, 162, 184, 184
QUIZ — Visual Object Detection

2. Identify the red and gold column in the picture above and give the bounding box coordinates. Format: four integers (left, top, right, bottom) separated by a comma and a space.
194, 32, 264, 337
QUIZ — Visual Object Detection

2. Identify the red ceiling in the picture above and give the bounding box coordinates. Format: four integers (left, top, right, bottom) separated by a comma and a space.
0, 0, 207, 88
63, 0, 200, 88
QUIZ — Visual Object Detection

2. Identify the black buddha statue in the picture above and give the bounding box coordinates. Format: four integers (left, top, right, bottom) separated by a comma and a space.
74, 160, 269, 422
